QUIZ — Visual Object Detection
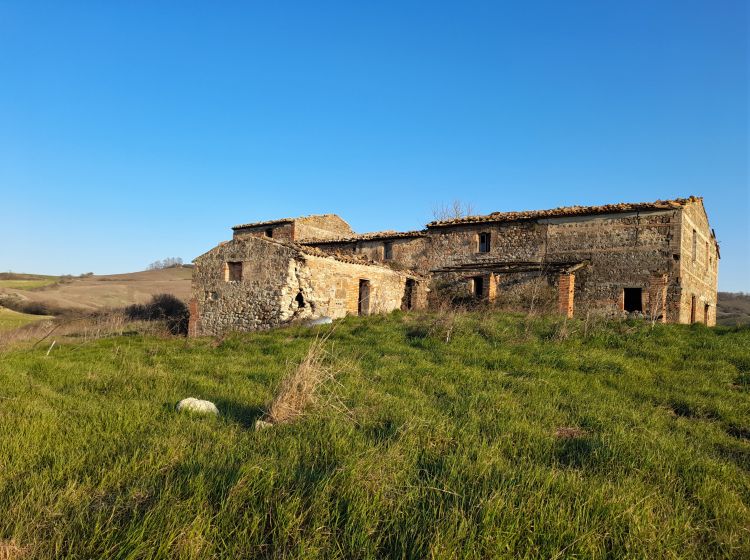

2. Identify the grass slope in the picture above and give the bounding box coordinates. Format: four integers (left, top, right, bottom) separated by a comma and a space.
0, 307, 53, 331
0, 312, 748, 559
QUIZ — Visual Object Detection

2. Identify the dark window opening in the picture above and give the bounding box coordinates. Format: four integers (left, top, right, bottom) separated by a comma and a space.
673, 254, 680, 261
358, 279, 371, 316
690, 295, 697, 323
227, 261, 242, 282
295, 291, 305, 308
383, 242, 393, 260
623, 288, 642, 312
265, 228, 273, 238
404, 278, 416, 310
692, 229, 697, 262
478, 232, 491, 253
704, 304, 710, 324
472, 276, 484, 299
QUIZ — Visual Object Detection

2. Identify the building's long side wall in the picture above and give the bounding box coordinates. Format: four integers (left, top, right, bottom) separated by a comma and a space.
679, 202, 718, 325
544, 210, 682, 320
312, 212, 685, 320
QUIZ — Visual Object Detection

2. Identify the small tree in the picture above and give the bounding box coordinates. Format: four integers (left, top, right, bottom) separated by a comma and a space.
431, 200, 476, 221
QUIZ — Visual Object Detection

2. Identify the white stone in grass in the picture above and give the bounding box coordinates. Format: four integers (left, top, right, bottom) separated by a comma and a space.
176, 398, 219, 415
306, 316, 333, 327
254, 419, 274, 431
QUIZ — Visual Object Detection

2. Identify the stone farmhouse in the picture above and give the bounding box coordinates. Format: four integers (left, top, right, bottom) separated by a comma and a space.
189, 196, 719, 335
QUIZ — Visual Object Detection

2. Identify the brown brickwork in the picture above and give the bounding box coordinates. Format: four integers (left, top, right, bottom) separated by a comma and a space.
558, 273, 575, 318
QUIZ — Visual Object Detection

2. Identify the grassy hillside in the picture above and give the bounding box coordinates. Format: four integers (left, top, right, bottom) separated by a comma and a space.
0, 272, 59, 290
0, 312, 748, 559
0, 267, 192, 312
0, 307, 53, 331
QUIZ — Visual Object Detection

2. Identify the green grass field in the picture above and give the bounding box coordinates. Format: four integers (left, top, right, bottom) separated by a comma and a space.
0, 312, 748, 559
0, 273, 59, 290
0, 307, 53, 331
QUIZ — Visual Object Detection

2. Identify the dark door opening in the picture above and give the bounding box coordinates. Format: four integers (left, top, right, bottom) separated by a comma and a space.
358, 280, 371, 316
473, 276, 484, 299
623, 288, 642, 312
704, 304, 709, 324
404, 279, 416, 310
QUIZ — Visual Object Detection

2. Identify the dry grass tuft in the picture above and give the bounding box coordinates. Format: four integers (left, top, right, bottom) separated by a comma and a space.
0, 540, 28, 560
554, 426, 587, 439
262, 330, 338, 425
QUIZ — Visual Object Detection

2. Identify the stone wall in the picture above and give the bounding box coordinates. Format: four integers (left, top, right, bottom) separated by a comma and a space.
191, 236, 427, 335
678, 201, 718, 325
192, 237, 300, 335
233, 222, 295, 243
294, 215, 354, 241
543, 209, 683, 320
309, 236, 432, 271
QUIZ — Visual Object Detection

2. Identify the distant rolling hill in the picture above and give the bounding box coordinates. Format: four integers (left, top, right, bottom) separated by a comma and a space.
0, 267, 192, 312
717, 292, 750, 326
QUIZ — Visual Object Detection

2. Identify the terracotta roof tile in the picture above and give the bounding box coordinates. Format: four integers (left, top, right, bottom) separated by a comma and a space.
301, 230, 427, 244
426, 197, 701, 228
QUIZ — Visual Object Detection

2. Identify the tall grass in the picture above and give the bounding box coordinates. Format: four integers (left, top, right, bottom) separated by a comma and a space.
0, 311, 748, 558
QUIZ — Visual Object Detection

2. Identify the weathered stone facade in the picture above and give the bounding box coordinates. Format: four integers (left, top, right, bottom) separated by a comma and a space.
191, 197, 719, 335
190, 232, 427, 336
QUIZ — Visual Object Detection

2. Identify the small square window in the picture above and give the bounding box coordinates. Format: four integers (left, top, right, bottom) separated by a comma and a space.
265, 228, 273, 238
226, 261, 242, 282
383, 242, 393, 260
478, 232, 491, 253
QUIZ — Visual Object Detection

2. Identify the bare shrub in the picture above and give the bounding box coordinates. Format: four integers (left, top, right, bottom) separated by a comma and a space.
0, 295, 70, 317
431, 200, 476, 221
495, 276, 557, 315
261, 331, 337, 425
124, 294, 189, 335
0, 311, 169, 352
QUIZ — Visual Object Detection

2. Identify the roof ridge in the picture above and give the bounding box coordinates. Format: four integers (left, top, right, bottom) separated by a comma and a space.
427, 196, 701, 227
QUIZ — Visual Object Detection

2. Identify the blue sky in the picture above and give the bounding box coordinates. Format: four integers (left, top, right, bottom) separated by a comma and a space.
1, 1, 747, 291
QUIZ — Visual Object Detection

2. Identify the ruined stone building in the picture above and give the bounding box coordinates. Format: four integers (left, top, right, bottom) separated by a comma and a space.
189, 197, 719, 335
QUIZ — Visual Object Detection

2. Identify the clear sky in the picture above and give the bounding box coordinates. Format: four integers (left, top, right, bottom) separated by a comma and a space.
1, 1, 748, 291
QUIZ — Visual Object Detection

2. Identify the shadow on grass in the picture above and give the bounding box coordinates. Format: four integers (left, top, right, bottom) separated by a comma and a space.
215, 399, 265, 429
554, 437, 597, 469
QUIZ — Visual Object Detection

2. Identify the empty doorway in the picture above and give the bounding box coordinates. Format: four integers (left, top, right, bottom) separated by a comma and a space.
404, 279, 416, 310
623, 288, 642, 312
358, 280, 371, 316
690, 295, 696, 323
472, 276, 484, 299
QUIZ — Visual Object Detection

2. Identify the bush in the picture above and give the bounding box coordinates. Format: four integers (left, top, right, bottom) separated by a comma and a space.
0, 295, 69, 316
124, 294, 189, 335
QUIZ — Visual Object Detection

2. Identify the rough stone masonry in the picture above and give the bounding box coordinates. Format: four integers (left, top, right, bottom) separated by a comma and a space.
189, 196, 719, 335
